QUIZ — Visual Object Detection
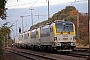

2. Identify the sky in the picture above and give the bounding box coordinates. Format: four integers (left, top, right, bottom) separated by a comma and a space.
6, 0, 77, 9
1, 0, 88, 39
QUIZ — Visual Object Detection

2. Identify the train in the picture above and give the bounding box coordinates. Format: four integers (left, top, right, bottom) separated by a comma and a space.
16, 20, 76, 52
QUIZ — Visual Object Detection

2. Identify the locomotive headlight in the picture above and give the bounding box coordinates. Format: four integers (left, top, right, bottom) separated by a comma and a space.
71, 42, 76, 46
54, 37, 57, 41
56, 42, 61, 46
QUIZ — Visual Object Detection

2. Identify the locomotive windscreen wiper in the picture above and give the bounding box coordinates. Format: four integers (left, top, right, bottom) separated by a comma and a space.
66, 26, 70, 34
61, 25, 70, 34
61, 25, 65, 34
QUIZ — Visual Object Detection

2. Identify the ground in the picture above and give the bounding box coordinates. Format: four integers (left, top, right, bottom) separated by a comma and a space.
4, 50, 30, 60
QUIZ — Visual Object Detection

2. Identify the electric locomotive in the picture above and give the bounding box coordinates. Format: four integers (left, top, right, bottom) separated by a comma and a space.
40, 20, 76, 51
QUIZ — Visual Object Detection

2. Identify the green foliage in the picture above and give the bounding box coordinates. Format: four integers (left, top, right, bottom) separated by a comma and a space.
0, 22, 12, 60
0, 0, 7, 20
81, 37, 89, 46
77, 37, 89, 46
73, 13, 88, 45
0, 39, 3, 59
0, 30, 4, 60
67, 15, 76, 22
52, 6, 76, 20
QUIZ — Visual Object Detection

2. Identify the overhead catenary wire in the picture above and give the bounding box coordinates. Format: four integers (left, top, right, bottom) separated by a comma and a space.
33, 15, 47, 24
22, 0, 38, 16
34, 1, 47, 14
13, 0, 39, 22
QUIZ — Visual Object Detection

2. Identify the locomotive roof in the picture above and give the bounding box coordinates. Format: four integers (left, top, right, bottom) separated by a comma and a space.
55, 21, 73, 24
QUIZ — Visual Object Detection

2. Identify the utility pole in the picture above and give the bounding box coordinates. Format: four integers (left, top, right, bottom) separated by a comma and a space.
88, 0, 90, 60
47, 0, 50, 23
7, 34, 8, 47
89, 20, 90, 60
30, 8, 34, 26
21, 16, 24, 33
77, 12, 79, 39
15, 20, 18, 36
2, 34, 5, 49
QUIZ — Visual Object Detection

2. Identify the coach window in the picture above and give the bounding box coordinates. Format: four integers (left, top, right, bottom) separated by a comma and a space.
40, 30, 44, 37
50, 27, 53, 32
24, 34, 28, 39
36, 31, 38, 35
28, 33, 29, 36
31, 32, 36, 38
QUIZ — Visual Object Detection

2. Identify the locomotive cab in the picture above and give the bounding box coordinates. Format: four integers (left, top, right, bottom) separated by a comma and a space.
52, 20, 76, 51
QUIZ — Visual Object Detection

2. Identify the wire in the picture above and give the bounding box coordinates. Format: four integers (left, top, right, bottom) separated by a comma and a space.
13, 0, 39, 22
34, 1, 47, 14
22, 0, 38, 16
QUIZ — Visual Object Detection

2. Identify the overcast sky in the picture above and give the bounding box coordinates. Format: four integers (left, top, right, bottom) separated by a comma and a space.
6, 0, 81, 9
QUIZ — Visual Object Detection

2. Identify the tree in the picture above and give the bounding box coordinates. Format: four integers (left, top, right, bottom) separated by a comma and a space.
67, 15, 76, 22
73, 13, 88, 46
67, 10, 78, 22
51, 6, 76, 21
69, 10, 78, 16
0, 22, 13, 59
0, 0, 7, 20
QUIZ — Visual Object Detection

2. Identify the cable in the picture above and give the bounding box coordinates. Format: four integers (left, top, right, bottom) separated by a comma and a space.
13, 0, 38, 22
34, 1, 47, 14
33, 14, 47, 24
22, 0, 38, 16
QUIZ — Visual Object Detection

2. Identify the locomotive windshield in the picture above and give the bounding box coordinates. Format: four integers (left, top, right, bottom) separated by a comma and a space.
56, 22, 74, 33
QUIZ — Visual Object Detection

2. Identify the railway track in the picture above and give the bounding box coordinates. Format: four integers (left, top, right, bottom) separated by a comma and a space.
65, 52, 89, 58
74, 48, 89, 52
58, 48, 89, 59
6, 48, 57, 60
5, 47, 88, 60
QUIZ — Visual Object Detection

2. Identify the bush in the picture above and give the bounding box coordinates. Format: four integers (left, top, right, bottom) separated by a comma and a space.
81, 37, 89, 46
0, 39, 3, 60
76, 37, 89, 46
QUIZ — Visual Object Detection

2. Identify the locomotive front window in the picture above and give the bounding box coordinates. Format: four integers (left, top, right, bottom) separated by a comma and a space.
65, 24, 74, 32
56, 22, 74, 32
